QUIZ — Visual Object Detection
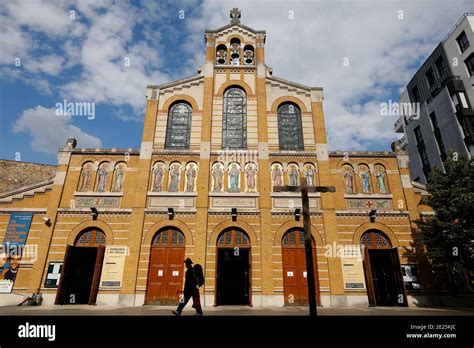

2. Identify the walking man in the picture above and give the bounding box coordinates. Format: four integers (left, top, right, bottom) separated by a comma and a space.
172, 258, 203, 316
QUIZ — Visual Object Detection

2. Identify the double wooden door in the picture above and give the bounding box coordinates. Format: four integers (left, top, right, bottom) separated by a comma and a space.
282, 230, 320, 305
146, 246, 185, 305
55, 245, 105, 305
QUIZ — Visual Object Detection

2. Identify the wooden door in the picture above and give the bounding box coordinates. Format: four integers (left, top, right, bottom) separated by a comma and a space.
164, 247, 185, 303
390, 247, 408, 307
282, 248, 299, 304
88, 245, 105, 305
147, 247, 167, 303
145, 229, 185, 305
55, 245, 71, 305
362, 246, 376, 306
282, 230, 320, 305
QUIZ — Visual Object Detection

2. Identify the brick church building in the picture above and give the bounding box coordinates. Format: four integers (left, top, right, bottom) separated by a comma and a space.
0, 9, 437, 308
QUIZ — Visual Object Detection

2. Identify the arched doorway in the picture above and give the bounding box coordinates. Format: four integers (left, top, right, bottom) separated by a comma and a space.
216, 228, 251, 306
361, 230, 407, 306
281, 228, 320, 305
55, 228, 106, 305
145, 228, 185, 305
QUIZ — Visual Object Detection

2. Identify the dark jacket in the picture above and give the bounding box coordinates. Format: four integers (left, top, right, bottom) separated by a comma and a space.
183, 266, 196, 293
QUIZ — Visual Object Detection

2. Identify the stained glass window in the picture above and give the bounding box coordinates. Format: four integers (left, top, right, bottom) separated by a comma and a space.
360, 231, 391, 249
165, 102, 192, 149
217, 229, 249, 246
76, 229, 105, 247
282, 229, 314, 248
222, 88, 247, 149
153, 229, 185, 246
277, 103, 303, 151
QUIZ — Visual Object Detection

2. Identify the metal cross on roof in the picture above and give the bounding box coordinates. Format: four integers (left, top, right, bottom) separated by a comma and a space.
230, 7, 241, 24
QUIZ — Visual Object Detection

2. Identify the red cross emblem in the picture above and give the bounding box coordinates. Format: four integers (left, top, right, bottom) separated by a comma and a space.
365, 200, 374, 209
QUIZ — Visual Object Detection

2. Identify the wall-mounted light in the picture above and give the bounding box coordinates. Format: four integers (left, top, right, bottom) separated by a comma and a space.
294, 208, 301, 221
231, 208, 237, 222
90, 207, 99, 220
43, 216, 52, 227
168, 207, 174, 220
369, 209, 377, 223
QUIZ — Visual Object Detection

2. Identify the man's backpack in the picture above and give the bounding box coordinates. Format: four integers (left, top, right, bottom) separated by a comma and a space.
194, 264, 205, 287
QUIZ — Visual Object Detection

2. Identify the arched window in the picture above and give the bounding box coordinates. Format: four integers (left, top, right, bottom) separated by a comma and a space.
360, 230, 391, 249
165, 102, 192, 149
217, 229, 249, 246
243, 45, 254, 65
216, 44, 227, 65
229, 38, 241, 65
75, 228, 106, 247
278, 103, 303, 150
282, 229, 315, 247
153, 228, 185, 246
222, 87, 247, 149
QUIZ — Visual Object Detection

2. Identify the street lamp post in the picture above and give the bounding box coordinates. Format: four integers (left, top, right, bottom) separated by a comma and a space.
273, 179, 335, 317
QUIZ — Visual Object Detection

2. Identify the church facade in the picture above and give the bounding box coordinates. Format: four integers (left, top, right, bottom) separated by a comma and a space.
0, 9, 435, 308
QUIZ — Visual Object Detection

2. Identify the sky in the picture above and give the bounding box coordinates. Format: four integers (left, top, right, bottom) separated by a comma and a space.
0, 0, 472, 165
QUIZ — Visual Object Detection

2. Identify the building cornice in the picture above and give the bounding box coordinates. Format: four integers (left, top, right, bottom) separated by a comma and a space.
71, 148, 139, 156
152, 150, 200, 157
330, 151, 396, 158
335, 210, 410, 217
266, 75, 323, 93
147, 75, 204, 91
269, 151, 319, 158
205, 23, 265, 36
0, 180, 53, 202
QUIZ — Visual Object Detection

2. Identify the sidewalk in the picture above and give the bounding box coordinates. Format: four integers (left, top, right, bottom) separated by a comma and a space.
1, 305, 473, 316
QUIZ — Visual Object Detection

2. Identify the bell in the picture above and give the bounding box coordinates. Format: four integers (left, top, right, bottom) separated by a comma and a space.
231, 43, 240, 51
230, 43, 240, 59
244, 50, 253, 64
216, 49, 227, 65
231, 51, 240, 60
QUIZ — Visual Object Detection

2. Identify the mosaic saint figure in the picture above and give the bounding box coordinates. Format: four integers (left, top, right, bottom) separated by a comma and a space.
185, 163, 197, 192
343, 165, 354, 194
112, 164, 125, 192
80, 163, 92, 191
229, 163, 240, 192
359, 166, 371, 193
271, 164, 283, 187
169, 163, 181, 192
97, 163, 109, 192
212, 163, 224, 192
245, 163, 257, 192
153, 163, 164, 191
305, 165, 315, 187
288, 165, 299, 186
375, 166, 388, 193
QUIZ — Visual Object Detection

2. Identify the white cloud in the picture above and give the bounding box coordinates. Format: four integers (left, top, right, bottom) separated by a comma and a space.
60, 1, 171, 113
12, 105, 102, 154
3, 0, 74, 36
25, 55, 65, 75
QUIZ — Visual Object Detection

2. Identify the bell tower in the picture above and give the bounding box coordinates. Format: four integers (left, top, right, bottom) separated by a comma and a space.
204, 8, 266, 68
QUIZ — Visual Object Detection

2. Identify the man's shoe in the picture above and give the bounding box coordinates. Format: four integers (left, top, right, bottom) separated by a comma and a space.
194, 312, 203, 316
172, 310, 181, 316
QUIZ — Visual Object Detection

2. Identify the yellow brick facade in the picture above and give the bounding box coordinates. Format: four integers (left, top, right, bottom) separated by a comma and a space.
0, 14, 434, 308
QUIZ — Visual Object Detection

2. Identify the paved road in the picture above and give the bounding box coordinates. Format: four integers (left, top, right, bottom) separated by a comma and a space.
0, 305, 473, 316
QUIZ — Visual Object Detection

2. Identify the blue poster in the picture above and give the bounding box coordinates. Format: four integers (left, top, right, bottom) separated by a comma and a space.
0, 212, 33, 293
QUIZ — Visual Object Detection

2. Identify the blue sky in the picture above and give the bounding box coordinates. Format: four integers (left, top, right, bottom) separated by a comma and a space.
0, 0, 473, 165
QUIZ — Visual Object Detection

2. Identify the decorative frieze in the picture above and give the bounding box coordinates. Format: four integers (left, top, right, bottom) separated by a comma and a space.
74, 196, 121, 208
346, 198, 392, 210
